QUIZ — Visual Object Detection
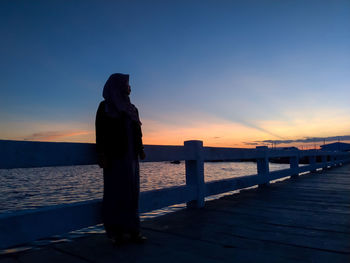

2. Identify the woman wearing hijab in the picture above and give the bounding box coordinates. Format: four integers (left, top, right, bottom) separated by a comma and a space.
95, 73, 146, 245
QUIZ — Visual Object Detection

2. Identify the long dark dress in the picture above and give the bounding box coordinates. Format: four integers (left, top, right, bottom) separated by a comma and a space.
95, 100, 143, 237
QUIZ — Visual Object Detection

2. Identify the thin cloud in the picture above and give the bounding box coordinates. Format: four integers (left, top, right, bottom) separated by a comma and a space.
244, 135, 350, 145
217, 115, 287, 140
23, 130, 92, 141
243, 142, 260, 146
245, 123, 285, 140
217, 114, 286, 140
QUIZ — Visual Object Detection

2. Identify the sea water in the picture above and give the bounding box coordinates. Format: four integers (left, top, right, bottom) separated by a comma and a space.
0, 161, 290, 253
0, 161, 290, 214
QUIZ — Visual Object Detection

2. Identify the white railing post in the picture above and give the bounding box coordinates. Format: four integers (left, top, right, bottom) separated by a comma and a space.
184, 140, 205, 208
256, 146, 270, 187
309, 155, 317, 172
290, 155, 299, 178
321, 155, 327, 170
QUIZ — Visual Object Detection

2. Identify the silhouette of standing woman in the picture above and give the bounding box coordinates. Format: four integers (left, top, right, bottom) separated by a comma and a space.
95, 73, 146, 245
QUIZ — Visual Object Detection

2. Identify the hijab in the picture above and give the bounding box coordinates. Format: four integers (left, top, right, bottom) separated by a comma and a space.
102, 73, 141, 124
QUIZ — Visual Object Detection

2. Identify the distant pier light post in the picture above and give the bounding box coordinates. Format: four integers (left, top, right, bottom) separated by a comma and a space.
256, 146, 270, 187
290, 155, 299, 178
184, 140, 205, 208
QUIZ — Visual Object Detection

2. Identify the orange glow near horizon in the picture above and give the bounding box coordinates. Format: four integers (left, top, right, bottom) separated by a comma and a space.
140, 119, 269, 147
23, 131, 92, 142
0, 112, 349, 149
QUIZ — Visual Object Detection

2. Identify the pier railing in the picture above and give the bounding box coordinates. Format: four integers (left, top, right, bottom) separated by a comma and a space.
0, 139, 349, 249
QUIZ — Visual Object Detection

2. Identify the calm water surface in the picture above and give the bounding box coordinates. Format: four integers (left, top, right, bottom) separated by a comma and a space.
0, 161, 291, 253
0, 162, 289, 214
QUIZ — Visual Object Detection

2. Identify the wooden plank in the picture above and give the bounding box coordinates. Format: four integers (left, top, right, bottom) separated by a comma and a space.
206, 200, 350, 227
141, 228, 350, 263
143, 200, 350, 254
142, 207, 350, 255
17, 247, 88, 263
223, 198, 350, 216
51, 229, 350, 263
229, 189, 350, 209
0, 258, 19, 263
206, 214, 350, 252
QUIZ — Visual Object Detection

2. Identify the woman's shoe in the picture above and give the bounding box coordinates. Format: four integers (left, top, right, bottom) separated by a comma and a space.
130, 233, 147, 244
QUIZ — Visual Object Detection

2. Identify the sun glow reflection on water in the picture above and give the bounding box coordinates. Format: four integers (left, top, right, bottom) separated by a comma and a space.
0, 162, 290, 213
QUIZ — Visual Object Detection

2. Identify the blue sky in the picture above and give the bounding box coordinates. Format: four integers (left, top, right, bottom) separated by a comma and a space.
0, 0, 349, 147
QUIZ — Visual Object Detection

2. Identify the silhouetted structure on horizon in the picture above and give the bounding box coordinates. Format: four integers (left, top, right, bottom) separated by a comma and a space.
320, 142, 350, 152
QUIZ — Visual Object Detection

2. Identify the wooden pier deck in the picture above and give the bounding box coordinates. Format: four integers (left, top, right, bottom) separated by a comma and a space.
1, 164, 349, 263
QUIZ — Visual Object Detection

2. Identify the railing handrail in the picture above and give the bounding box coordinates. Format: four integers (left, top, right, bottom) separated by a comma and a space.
0, 139, 347, 169
0, 139, 349, 249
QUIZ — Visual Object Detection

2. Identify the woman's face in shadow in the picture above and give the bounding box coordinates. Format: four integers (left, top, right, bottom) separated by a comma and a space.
126, 81, 131, 95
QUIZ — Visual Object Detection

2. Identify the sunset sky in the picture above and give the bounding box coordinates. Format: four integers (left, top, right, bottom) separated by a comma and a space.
1, 0, 349, 148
